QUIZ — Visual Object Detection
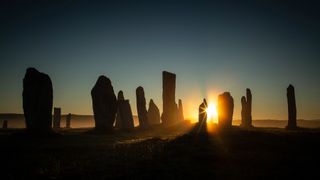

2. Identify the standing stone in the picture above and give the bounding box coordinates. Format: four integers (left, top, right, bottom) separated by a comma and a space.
115, 91, 125, 128
217, 92, 234, 128
178, 99, 184, 121
198, 99, 208, 125
241, 96, 248, 126
53, 107, 61, 129
23, 68, 53, 133
2, 120, 8, 129
116, 91, 134, 130
66, 113, 71, 128
91, 76, 117, 131
286, 84, 297, 129
118, 100, 135, 130
161, 71, 177, 125
147, 99, 161, 125
136, 86, 149, 128
240, 88, 253, 128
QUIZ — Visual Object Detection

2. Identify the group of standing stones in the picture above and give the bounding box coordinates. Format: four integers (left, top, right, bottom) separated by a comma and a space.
91, 70, 183, 132
199, 85, 298, 130
20, 68, 182, 133
21, 67, 297, 133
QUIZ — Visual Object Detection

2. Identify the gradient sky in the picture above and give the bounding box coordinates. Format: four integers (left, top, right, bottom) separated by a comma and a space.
1, 0, 320, 120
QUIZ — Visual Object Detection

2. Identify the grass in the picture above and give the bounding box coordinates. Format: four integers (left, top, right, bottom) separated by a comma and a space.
0, 123, 319, 179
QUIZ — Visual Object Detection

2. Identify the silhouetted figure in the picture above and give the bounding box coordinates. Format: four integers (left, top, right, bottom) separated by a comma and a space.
66, 113, 71, 128
53, 107, 61, 129
240, 88, 253, 128
91, 76, 117, 132
147, 99, 161, 125
217, 92, 234, 128
198, 99, 208, 131
136, 86, 149, 129
178, 99, 184, 121
116, 91, 134, 130
161, 71, 178, 125
2, 120, 8, 129
23, 67, 53, 133
115, 91, 125, 128
286, 84, 297, 129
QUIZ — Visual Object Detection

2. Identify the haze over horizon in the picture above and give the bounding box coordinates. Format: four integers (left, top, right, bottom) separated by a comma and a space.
1, 0, 320, 120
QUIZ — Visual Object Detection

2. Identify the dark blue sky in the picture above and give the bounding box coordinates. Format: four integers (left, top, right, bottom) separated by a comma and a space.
1, 0, 320, 120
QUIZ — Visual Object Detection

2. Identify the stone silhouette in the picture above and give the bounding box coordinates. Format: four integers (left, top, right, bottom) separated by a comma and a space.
91, 76, 117, 131
178, 99, 184, 121
240, 88, 253, 128
161, 71, 177, 125
116, 91, 134, 130
136, 86, 149, 128
198, 98, 208, 125
66, 113, 71, 128
217, 92, 234, 128
53, 107, 61, 129
286, 84, 297, 129
115, 91, 125, 128
147, 99, 161, 125
23, 67, 53, 133
2, 120, 8, 129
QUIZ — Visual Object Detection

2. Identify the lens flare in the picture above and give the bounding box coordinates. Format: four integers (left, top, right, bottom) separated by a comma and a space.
206, 103, 218, 122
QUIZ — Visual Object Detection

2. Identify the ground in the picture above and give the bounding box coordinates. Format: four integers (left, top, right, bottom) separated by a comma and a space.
0, 123, 319, 179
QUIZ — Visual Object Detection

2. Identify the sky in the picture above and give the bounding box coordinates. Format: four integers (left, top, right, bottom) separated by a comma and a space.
1, 0, 320, 120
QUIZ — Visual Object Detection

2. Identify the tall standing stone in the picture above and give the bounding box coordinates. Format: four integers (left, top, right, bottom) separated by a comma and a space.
217, 92, 234, 128
286, 84, 297, 129
178, 99, 184, 121
53, 107, 61, 129
147, 99, 161, 125
66, 113, 71, 128
115, 91, 125, 128
240, 88, 253, 128
161, 71, 177, 125
118, 100, 135, 130
91, 76, 117, 131
23, 68, 53, 133
136, 86, 149, 128
198, 99, 208, 125
116, 91, 134, 130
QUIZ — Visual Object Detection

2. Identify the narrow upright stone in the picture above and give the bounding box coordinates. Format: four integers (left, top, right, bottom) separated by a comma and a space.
217, 92, 234, 128
116, 91, 134, 130
118, 100, 135, 130
91, 76, 117, 131
136, 86, 149, 128
23, 67, 53, 133
286, 84, 297, 129
246, 88, 252, 126
66, 113, 71, 128
147, 99, 161, 125
178, 99, 184, 121
198, 99, 208, 125
241, 96, 248, 126
240, 88, 253, 128
53, 107, 61, 129
161, 71, 177, 125
115, 91, 125, 128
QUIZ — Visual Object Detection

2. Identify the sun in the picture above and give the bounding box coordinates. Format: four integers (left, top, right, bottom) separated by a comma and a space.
206, 103, 218, 122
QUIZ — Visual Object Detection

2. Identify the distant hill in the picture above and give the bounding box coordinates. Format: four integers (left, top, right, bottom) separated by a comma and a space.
0, 113, 319, 128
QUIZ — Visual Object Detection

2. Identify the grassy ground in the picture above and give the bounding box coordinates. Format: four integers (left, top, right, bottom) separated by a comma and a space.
0, 123, 319, 179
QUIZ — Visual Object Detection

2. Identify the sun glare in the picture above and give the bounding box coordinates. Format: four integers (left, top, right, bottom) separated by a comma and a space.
206, 103, 218, 122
